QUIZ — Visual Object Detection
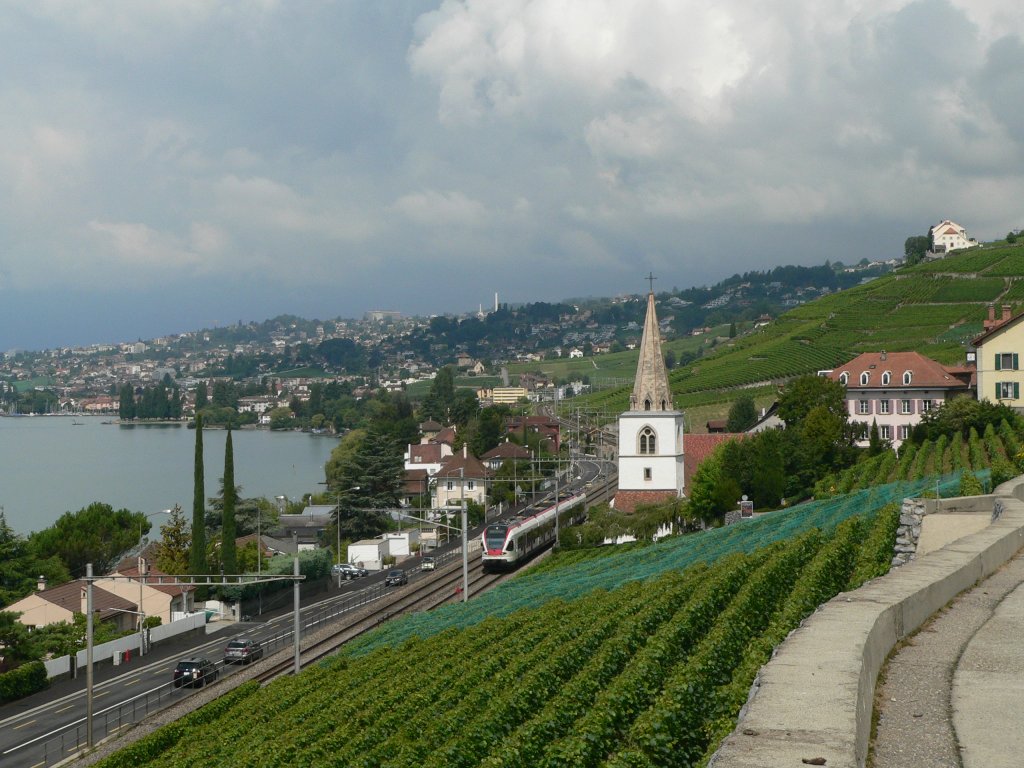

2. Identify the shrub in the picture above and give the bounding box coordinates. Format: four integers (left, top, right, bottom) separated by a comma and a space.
0, 661, 48, 704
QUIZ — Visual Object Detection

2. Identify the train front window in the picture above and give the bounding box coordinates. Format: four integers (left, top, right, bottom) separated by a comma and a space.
485, 525, 508, 550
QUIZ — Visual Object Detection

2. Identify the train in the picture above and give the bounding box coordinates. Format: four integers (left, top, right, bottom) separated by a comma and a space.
481, 491, 588, 571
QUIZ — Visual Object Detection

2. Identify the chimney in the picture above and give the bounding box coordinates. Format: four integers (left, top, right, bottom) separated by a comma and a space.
1003, 304, 1012, 322
37, 575, 47, 592
989, 304, 996, 322
880, 350, 887, 362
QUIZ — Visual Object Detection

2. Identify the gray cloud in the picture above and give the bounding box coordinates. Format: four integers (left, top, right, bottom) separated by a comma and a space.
1, 0, 1023, 350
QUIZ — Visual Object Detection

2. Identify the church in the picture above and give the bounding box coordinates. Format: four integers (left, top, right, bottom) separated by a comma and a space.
613, 284, 685, 513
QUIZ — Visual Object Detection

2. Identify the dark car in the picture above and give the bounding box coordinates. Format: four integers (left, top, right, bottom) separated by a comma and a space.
332, 563, 369, 579
384, 568, 408, 586
173, 657, 218, 688
224, 638, 263, 665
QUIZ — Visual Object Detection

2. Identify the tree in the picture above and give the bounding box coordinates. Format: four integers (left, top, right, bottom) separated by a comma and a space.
118, 384, 136, 420
867, 419, 885, 457
729, 321, 737, 338
0, 611, 40, 667
190, 414, 208, 592
0, 511, 71, 609
328, 426, 403, 541
153, 505, 191, 575
664, 349, 676, 370
726, 395, 757, 432
195, 382, 209, 411
28, 503, 149, 577
904, 234, 931, 265
420, 366, 456, 423
220, 428, 237, 577
777, 375, 847, 429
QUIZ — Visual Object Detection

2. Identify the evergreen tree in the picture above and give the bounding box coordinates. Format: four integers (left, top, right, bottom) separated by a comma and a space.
221, 429, 237, 576
118, 384, 136, 420
190, 414, 208, 593
726, 395, 757, 432
154, 505, 191, 575
195, 382, 209, 410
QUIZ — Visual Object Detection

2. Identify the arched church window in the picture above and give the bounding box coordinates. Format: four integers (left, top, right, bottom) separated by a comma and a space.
644, 399, 652, 411
639, 427, 656, 455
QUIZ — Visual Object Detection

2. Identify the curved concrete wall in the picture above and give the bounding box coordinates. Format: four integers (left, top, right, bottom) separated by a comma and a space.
710, 480, 1024, 768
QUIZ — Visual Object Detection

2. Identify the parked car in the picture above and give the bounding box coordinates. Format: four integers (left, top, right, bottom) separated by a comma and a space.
224, 638, 263, 665
332, 563, 369, 579
421, 556, 436, 571
385, 568, 408, 586
173, 657, 218, 688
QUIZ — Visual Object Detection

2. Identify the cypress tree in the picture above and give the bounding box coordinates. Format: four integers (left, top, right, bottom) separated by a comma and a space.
221, 428, 237, 577
190, 413, 208, 597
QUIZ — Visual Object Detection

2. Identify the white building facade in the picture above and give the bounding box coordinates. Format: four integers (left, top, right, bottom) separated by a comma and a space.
616, 289, 685, 512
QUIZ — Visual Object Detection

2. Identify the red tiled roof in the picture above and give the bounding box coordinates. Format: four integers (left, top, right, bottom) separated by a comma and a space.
409, 443, 444, 464
116, 565, 196, 596
436, 448, 490, 479
433, 426, 457, 445
481, 441, 531, 461
403, 468, 430, 495
33, 580, 136, 621
684, 433, 748, 482
827, 351, 971, 390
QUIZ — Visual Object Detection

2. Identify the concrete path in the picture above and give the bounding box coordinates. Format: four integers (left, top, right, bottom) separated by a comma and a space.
872, 552, 1024, 767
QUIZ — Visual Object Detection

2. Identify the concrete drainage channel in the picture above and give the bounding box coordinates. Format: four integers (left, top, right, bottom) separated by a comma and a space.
709, 477, 1024, 768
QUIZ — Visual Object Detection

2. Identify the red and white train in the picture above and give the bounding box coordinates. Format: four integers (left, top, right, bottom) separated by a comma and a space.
481, 492, 587, 571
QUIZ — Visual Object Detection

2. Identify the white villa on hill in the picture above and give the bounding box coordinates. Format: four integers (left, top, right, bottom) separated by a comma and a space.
930, 219, 978, 253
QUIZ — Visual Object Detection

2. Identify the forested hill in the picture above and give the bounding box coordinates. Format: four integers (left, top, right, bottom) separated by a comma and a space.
577, 240, 1024, 415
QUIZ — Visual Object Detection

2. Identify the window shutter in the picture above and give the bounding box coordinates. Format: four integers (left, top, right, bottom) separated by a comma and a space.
1016, 383, 1020, 400
996, 355, 1002, 371
1014, 354, 1019, 370
997, 383, 1002, 399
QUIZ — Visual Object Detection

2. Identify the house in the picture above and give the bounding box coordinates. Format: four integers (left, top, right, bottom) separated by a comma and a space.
506, 415, 561, 452
705, 419, 727, 434
99, 563, 195, 625
5, 578, 137, 632
568, 347, 584, 359
404, 442, 452, 475
826, 351, 974, 448
480, 440, 531, 471
929, 219, 979, 253
401, 468, 431, 506
273, 507, 336, 550
433, 446, 489, 508
973, 306, 1024, 411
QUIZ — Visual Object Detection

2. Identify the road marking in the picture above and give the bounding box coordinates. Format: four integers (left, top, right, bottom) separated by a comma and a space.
13, 719, 35, 729
94, 690, 110, 698
123, 676, 141, 686
30, 761, 46, 768
54, 704, 75, 714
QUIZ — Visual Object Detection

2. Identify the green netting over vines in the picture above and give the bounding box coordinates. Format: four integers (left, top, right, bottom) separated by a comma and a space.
346, 472, 969, 656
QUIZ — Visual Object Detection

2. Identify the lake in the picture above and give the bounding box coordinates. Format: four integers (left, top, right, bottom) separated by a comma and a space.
0, 416, 339, 535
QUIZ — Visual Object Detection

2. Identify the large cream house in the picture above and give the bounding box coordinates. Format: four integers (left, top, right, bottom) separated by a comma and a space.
974, 307, 1024, 410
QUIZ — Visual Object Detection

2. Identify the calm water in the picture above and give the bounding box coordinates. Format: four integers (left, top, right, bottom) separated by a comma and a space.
0, 416, 338, 535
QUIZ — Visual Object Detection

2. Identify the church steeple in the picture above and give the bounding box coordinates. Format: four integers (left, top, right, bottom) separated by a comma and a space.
630, 287, 673, 412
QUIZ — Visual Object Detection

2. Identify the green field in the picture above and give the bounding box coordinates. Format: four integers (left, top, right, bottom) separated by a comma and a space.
95, 474, 964, 768
574, 243, 1024, 419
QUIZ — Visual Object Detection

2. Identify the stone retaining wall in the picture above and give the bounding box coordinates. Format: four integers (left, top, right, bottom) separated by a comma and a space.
709, 479, 1024, 768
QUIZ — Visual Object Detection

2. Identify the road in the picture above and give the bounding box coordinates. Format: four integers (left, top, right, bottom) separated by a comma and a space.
0, 457, 615, 768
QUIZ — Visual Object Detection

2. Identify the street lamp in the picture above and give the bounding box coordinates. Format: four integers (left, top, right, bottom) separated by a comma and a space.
320, 485, 359, 585
137, 508, 171, 656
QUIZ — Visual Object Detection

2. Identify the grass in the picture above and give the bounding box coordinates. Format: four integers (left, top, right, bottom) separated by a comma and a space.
574, 242, 1024, 415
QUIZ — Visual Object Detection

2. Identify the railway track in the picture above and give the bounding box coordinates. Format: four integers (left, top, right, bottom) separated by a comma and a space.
252, 556, 504, 683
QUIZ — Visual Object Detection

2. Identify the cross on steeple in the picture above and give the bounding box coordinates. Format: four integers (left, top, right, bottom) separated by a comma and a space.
646, 272, 656, 294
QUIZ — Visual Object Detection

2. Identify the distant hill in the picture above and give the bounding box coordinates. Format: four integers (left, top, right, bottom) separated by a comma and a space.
576, 240, 1024, 416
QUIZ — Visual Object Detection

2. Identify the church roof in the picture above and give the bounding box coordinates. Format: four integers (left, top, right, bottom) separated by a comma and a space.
630, 292, 674, 411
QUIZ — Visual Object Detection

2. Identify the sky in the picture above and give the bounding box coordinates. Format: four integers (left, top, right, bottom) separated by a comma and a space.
2, 0, 1024, 352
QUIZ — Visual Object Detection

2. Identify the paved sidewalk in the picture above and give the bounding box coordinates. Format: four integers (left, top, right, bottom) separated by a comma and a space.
872, 552, 1024, 767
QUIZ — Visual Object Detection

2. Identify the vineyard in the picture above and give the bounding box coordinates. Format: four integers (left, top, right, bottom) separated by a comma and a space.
96, 474, 969, 768
573, 243, 1024, 417
814, 420, 1019, 497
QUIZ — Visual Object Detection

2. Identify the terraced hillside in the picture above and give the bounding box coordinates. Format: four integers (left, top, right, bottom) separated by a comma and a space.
577, 242, 1024, 415
95, 473, 967, 768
